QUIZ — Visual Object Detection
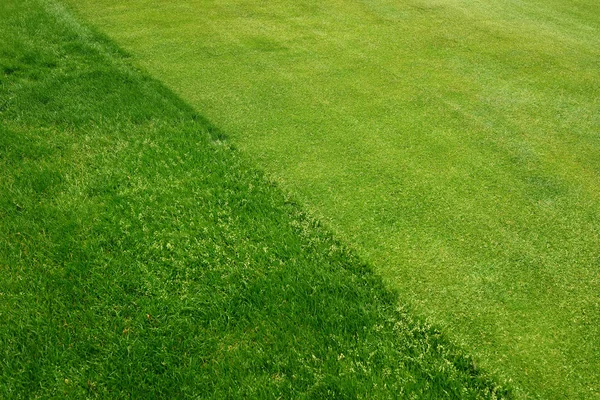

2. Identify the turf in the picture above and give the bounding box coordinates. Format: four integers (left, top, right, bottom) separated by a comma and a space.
0, 0, 511, 398
60, 0, 600, 398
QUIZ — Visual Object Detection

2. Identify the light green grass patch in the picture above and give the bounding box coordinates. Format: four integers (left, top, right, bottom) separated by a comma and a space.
62, 0, 600, 398
0, 0, 511, 397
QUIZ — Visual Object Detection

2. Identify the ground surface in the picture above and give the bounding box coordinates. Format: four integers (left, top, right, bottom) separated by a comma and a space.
0, 0, 510, 397
61, 0, 600, 398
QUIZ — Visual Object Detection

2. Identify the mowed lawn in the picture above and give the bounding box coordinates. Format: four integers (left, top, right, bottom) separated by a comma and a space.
63, 0, 600, 398
1, 0, 512, 398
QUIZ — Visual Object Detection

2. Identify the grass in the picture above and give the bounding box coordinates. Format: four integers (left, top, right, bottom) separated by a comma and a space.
59, 0, 600, 398
0, 0, 511, 398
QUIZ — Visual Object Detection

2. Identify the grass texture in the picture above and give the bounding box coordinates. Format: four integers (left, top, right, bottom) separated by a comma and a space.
61, 0, 600, 398
0, 0, 511, 398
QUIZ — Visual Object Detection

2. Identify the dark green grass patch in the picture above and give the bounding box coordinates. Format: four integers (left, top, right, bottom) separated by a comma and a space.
0, 1, 509, 398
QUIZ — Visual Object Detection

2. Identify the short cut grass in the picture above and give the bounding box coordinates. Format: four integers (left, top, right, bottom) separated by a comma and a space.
0, 0, 510, 398
61, 0, 600, 397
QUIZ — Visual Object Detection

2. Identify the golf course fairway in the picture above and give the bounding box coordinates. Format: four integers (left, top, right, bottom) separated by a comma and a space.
63, 0, 600, 398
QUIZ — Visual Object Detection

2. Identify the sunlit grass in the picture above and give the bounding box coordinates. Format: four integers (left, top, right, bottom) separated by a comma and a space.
0, 0, 511, 397
62, 0, 600, 398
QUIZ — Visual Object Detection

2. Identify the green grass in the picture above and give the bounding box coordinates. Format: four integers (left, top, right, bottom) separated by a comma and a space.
59, 0, 600, 398
0, 0, 511, 398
